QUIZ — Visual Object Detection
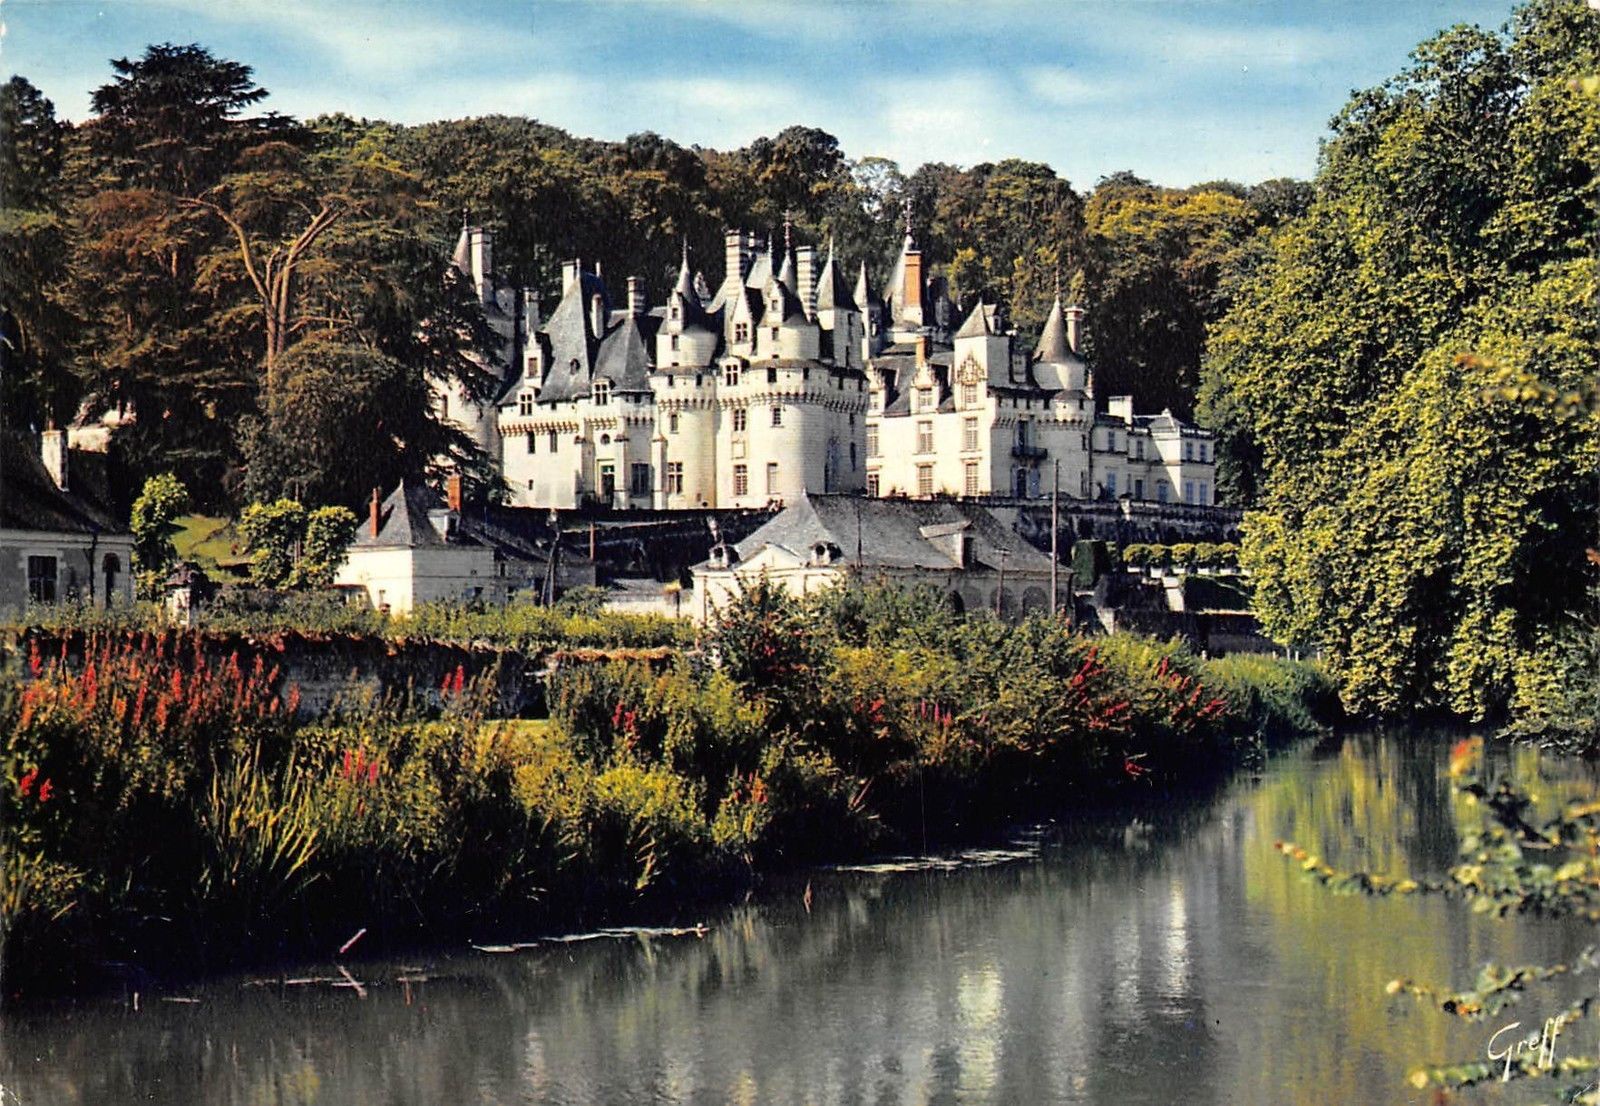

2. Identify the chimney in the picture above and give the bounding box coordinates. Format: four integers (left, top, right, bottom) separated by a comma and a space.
590, 293, 607, 337
446, 473, 463, 513
723, 229, 748, 288
1065, 304, 1085, 354
903, 248, 925, 326
915, 335, 930, 368
795, 245, 817, 319
369, 487, 382, 538
561, 259, 581, 293
40, 429, 68, 491
469, 228, 493, 305
522, 288, 542, 331
626, 276, 647, 316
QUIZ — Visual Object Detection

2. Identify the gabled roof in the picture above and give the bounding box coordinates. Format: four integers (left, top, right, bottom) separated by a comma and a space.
353, 480, 466, 549
0, 433, 127, 536
535, 270, 610, 403
955, 301, 1002, 340
719, 494, 1053, 574
594, 314, 655, 392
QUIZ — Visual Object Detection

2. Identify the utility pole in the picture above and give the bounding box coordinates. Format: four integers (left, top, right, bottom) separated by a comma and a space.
1050, 458, 1060, 617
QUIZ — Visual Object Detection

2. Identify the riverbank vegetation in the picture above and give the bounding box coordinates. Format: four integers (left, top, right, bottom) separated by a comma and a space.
0, 582, 1336, 999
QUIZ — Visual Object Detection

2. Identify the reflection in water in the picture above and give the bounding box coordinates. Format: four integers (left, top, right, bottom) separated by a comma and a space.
2, 733, 1595, 1105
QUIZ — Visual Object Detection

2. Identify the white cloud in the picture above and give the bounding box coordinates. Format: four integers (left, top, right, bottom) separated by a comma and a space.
1022, 66, 1113, 107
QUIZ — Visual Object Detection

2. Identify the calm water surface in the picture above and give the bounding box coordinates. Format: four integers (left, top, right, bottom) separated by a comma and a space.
3, 731, 1596, 1105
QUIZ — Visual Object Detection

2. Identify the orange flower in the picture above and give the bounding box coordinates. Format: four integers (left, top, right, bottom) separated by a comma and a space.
1448, 737, 1483, 779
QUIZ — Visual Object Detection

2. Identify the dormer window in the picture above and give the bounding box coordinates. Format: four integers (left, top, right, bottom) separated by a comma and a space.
568, 359, 580, 374
593, 381, 611, 405
725, 365, 740, 387
734, 323, 750, 344
519, 393, 534, 416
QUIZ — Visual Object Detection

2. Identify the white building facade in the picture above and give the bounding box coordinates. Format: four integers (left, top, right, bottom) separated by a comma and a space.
443, 222, 1216, 511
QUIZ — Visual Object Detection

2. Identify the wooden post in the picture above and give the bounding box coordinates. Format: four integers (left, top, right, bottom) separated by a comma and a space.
1050, 458, 1060, 617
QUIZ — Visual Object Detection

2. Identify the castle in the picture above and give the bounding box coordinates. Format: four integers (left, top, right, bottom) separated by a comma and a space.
440, 218, 1217, 511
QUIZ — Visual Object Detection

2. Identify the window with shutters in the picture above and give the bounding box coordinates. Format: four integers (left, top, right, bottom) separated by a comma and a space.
733, 464, 749, 496
964, 462, 979, 496
766, 462, 779, 495
916, 421, 933, 454
962, 417, 978, 451
916, 464, 934, 497
866, 426, 879, 457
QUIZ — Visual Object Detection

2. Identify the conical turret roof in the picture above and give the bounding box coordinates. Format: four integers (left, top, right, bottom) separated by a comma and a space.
1034, 296, 1072, 363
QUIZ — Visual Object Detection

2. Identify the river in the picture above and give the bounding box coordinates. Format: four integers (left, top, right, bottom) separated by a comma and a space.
2, 731, 1596, 1105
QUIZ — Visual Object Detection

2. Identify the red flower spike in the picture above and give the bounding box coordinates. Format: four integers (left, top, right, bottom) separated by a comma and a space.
38, 779, 53, 803
18, 769, 37, 797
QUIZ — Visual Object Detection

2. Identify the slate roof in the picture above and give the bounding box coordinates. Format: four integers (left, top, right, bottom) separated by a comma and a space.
0, 434, 127, 535
594, 314, 656, 392
1032, 297, 1067, 362
534, 271, 609, 403
353, 480, 470, 549
722, 494, 1053, 574
815, 241, 856, 312
955, 302, 1001, 340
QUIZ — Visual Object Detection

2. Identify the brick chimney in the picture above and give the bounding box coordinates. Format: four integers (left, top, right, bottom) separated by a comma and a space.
903, 249, 924, 326
561, 258, 582, 293
795, 245, 817, 319
915, 335, 930, 368
1065, 304, 1085, 354
446, 473, 463, 513
626, 276, 647, 316
369, 487, 382, 538
40, 428, 68, 491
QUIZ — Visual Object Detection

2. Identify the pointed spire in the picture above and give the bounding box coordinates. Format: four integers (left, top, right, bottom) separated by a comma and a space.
776, 246, 796, 291
854, 260, 872, 307
1034, 295, 1071, 363
815, 234, 855, 312
902, 195, 914, 243
674, 239, 695, 301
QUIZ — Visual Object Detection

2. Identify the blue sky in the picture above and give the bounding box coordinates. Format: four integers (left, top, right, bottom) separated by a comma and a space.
3, 0, 1522, 187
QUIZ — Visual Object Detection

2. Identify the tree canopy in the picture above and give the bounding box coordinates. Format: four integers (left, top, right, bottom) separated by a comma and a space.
1198, 0, 1599, 717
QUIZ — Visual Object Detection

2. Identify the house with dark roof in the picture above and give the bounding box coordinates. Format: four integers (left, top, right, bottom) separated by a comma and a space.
691, 493, 1062, 622
333, 477, 598, 614
0, 430, 136, 616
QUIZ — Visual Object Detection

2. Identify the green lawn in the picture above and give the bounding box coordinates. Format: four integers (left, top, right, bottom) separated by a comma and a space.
171, 515, 251, 577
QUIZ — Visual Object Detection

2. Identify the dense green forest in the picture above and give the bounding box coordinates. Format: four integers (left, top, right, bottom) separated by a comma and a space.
1, 44, 1299, 511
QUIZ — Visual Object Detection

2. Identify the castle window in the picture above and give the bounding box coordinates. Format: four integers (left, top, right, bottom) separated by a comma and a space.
666, 462, 684, 495
918, 387, 933, 412
527, 432, 536, 454
916, 421, 933, 454
1184, 440, 1193, 461
867, 473, 880, 497
733, 409, 747, 433
1136, 438, 1145, 460
670, 335, 680, 351
1200, 481, 1210, 504
1135, 478, 1145, 499
850, 443, 857, 470
1106, 472, 1117, 497
734, 323, 749, 344
733, 464, 749, 497
767, 366, 778, 384
1200, 442, 1209, 463
27, 556, 57, 603
916, 464, 934, 497
771, 406, 783, 428
961, 382, 978, 408
669, 412, 680, 434
848, 413, 855, 427
631, 463, 651, 496
866, 426, 879, 457
569, 359, 580, 374
725, 365, 740, 387
670, 304, 679, 320
548, 430, 558, 452
519, 393, 534, 416
964, 462, 979, 497
765, 462, 779, 495
963, 417, 978, 452
593, 381, 611, 406
1157, 481, 1170, 503
771, 327, 779, 342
